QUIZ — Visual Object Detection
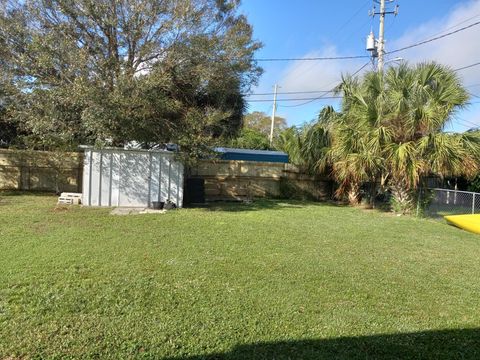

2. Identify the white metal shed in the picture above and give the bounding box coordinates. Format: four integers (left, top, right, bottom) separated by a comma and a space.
82, 148, 184, 207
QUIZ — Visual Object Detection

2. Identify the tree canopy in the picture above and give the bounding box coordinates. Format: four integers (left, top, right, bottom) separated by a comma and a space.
0, 0, 262, 152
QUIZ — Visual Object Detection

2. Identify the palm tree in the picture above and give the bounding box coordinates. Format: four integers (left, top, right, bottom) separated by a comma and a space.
301, 106, 336, 173
275, 107, 335, 172
325, 72, 386, 205
335, 62, 480, 212
280, 62, 480, 211
275, 126, 305, 166
381, 63, 480, 212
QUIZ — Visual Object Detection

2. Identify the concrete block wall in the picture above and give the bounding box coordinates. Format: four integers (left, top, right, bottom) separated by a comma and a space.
188, 160, 332, 201
0, 149, 83, 192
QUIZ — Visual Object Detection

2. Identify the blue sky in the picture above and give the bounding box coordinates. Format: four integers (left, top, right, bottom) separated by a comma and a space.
239, 0, 480, 132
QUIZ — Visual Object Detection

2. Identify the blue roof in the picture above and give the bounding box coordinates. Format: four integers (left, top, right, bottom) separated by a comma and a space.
214, 147, 289, 163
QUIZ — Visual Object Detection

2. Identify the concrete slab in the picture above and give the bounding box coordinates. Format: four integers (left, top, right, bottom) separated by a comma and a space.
139, 209, 167, 215
110, 207, 144, 215
110, 207, 167, 215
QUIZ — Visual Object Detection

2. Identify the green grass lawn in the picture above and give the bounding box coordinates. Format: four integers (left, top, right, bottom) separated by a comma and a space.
1, 193, 480, 359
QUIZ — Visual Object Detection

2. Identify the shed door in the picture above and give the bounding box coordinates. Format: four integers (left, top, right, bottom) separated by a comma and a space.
118, 152, 150, 207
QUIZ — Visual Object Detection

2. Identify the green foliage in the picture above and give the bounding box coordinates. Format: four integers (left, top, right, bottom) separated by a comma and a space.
414, 188, 435, 218
0, 67, 22, 147
301, 62, 480, 209
276, 107, 336, 173
389, 191, 414, 214
275, 126, 305, 165
228, 127, 271, 150
0, 0, 262, 154
243, 111, 287, 137
2, 193, 480, 358
468, 175, 480, 193
273, 63, 480, 210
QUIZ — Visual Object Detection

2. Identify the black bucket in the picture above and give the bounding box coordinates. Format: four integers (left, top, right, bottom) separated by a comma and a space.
151, 201, 165, 210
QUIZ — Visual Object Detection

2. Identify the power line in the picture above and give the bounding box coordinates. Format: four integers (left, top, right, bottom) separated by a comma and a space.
250, 19, 480, 64
454, 61, 480, 72
287, 2, 374, 83
245, 61, 480, 105
247, 19, 480, 63
277, 95, 338, 107
246, 96, 342, 103
278, 62, 371, 108
417, 13, 480, 43
253, 55, 370, 62
332, 1, 373, 53
453, 116, 479, 128
350, 61, 372, 76
446, 114, 478, 130
387, 20, 480, 55
334, 0, 372, 39
245, 90, 333, 96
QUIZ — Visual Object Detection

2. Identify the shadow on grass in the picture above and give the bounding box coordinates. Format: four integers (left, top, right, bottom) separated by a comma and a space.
0, 190, 56, 197
424, 205, 473, 220
165, 328, 480, 359
186, 199, 344, 212
0, 190, 56, 206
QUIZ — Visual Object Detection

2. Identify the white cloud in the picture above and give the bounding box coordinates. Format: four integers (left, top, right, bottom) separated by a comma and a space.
389, 0, 480, 84
266, 1, 480, 127
278, 46, 368, 93
279, 1, 480, 91
388, 0, 480, 129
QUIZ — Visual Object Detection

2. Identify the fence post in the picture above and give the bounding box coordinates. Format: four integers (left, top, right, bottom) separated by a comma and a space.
473, 193, 476, 214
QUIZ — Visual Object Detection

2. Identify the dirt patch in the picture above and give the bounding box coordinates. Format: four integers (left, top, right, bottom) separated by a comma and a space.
52, 205, 71, 212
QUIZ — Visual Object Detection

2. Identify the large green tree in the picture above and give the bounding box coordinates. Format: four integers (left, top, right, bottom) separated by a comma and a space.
0, 0, 262, 152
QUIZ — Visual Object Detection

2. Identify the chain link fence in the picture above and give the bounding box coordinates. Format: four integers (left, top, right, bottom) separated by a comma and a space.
424, 188, 480, 217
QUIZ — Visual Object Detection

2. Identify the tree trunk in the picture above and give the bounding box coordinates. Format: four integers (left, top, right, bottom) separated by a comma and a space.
347, 182, 361, 205
368, 180, 377, 208
390, 179, 414, 214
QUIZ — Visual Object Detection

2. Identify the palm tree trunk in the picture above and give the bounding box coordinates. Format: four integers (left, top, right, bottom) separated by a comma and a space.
347, 182, 361, 205
368, 180, 377, 208
390, 179, 414, 214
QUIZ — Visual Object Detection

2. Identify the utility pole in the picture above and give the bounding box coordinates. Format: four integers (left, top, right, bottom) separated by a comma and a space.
366, 0, 399, 73
377, 0, 386, 72
269, 84, 279, 145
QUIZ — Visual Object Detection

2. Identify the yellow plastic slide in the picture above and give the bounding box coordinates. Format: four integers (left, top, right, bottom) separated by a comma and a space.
444, 214, 480, 234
